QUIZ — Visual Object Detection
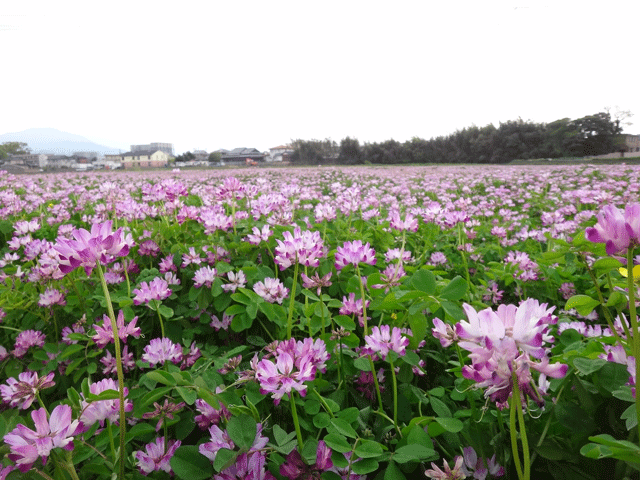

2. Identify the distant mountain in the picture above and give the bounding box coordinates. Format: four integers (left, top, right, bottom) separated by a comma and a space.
0, 128, 123, 156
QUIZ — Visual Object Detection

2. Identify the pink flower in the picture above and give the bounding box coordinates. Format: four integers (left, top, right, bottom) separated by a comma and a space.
53, 220, 133, 276
459, 446, 505, 479
4, 405, 80, 472
281, 440, 333, 479
193, 266, 218, 288
586, 203, 640, 255
246, 224, 273, 245
253, 277, 289, 304
199, 422, 269, 464
142, 337, 183, 367
222, 270, 247, 293
335, 240, 376, 270
132, 277, 172, 305
424, 455, 466, 480
13, 330, 46, 358
300, 271, 332, 296
92, 310, 141, 348
1, 371, 55, 409
256, 351, 316, 405
134, 437, 181, 475
364, 325, 409, 360
79, 378, 133, 429
210, 313, 233, 331
138, 239, 160, 257
274, 227, 326, 270
38, 288, 66, 307
181, 247, 203, 267
389, 211, 419, 232
432, 318, 458, 348
194, 392, 231, 430
100, 345, 136, 376
455, 300, 567, 408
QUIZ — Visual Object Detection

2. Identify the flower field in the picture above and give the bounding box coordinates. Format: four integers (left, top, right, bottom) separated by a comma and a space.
1, 163, 640, 480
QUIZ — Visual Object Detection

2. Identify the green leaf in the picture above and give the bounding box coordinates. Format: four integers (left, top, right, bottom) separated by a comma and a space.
273, 424, 297, 447
170, 445, 214, 480
440, 300, 465, 321
334, 315, 356, 331
314, 412, 331, 429
354, 439, 384, 458
158, 304, 174, 318
572, 357, 607, 376
434, 417, 463, 432
565, 295, 600, 317
329, 418, 357, 439
393, 444, 438, 463
352, 458, 379, 474
85, 389, 120, 402
592, 257, 623, 274
145, 370, 178, 386
384, 460, 407, 480
621, 404, 637, 430
353, 357, 371, 371
61, 343, 85, 360
226, 415, 257, 449
408, 313, 427, 349
439, 276, 467, 301
175, 387, 198, 405
429, 397, 451, 418
213, 447, 238, 472
411, 269, 436, 295
324, 433, 352, 453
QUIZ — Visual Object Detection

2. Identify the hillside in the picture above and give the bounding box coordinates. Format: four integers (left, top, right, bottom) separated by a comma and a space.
0, 128, 122, 156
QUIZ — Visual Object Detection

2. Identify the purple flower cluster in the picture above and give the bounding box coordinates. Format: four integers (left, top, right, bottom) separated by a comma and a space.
4, 405, 81, 472
134, 436, 181, 475
132, 277, 172, 304
142, 337, 184, 367
335, 240, 376, 270
255, 338, 328, 405
274, 226, 326, 270
92, 310, 141, 348
586, 203, 640, 255
54, 220, 133, 276
364, 325, 409, 360
1, 371, 55, 409
453, 299, 568, 408
253, 277, 289, 304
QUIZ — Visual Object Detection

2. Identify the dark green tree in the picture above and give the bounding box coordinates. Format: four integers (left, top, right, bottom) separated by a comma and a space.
338, 137, 363, 165
0, 141, 30, 160
290, 139, 337, 165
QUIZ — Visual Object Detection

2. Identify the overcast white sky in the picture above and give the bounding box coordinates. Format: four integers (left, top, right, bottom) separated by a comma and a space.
2, 0, 638, 154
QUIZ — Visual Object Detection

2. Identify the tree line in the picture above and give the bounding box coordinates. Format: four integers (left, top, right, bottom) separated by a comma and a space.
290, 110, 633, 165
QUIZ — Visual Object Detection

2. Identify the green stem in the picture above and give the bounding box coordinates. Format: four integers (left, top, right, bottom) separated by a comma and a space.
286, 262, 300, 339
290, 392, 304, 451
62, 450, 81, 480
510, 383, 524, 480
34, 469, 56, 480
626, 247, 640, 442
311, 388, 335, 418
511, 373, 530, 480
356, 265, 369, 335
96, 263, 126, 480
157, 307, 166, 338
370, 358, 384, 413
583, 256, 624, 346
107, 420, 117, 467
516, 390, 531, 480
389, 358, 398, 431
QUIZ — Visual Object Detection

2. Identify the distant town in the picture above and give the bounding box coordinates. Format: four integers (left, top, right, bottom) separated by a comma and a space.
0, 142, 293, 172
